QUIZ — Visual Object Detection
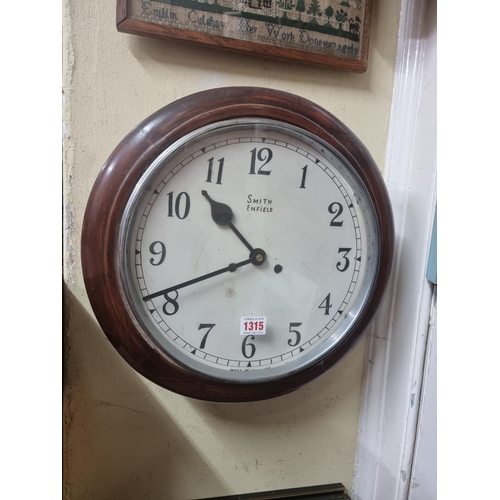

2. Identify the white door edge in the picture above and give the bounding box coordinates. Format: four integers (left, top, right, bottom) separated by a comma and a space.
408, 287, 437, 500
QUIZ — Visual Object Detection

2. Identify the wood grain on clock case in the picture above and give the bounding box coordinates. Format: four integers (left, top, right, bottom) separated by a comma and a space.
81, 87, 394, 402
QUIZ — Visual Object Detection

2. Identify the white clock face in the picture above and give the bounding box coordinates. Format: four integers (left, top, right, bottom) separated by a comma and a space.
119, 119, 380, 382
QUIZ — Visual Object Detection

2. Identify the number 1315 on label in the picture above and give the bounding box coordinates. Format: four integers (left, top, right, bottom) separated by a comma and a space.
240, 317, 266, 335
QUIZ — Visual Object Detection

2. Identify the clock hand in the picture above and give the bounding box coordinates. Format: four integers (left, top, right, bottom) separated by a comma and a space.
142, 249, 266, 301
202, 190, 255, 253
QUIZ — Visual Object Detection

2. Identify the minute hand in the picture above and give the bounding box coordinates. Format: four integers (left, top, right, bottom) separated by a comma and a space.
142, 258, 252, 301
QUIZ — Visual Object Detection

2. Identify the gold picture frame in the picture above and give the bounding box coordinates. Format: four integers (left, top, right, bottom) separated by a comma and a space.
117, 0, 372, 71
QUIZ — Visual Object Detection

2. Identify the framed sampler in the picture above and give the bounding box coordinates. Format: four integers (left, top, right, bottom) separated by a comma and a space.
117, 0, 373, 71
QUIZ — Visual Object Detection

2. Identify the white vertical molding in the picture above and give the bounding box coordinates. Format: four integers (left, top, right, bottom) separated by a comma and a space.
352, 0, 437, 498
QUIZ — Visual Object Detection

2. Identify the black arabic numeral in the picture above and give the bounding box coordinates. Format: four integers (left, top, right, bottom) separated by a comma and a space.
288, 322, 302, 347
162, 290, 179, 316
198, 323, 215, 349
149, 241, 166, 266
336, 248, 351, 272
206, 157, 224, 184
249, 147, 272, 175
328, 202, 344, 227
242, 335, 256, 359
300, 165, 307, 189
318, 293, 332, 315
166, 191, 191, 219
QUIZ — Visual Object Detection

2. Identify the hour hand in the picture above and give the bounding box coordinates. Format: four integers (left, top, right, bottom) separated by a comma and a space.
202, 190, 255, 253
201, 190, 233, 225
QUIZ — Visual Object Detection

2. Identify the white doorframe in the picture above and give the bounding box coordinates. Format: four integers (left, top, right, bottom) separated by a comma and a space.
352, 0, 437, 498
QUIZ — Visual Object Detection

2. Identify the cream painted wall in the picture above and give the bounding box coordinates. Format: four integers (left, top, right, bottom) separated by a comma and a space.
63, 0, 401, 498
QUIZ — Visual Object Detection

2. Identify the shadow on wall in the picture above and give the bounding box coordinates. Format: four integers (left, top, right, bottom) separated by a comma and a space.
63, 286, 229, 499
63, 285, 364, 500
125, 33, 374, 92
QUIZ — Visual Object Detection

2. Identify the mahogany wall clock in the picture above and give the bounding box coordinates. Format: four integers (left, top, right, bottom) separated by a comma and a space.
81, 87, 394, 402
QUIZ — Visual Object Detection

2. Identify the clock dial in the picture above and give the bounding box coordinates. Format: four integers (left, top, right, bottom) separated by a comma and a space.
81, 87, 394, 401
119, 119, 379, 382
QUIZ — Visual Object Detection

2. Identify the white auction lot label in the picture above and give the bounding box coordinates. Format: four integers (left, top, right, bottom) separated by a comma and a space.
240, 317, 266, 335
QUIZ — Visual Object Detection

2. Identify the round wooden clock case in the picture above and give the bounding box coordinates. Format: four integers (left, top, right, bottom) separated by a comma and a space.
81, 87, 394, 402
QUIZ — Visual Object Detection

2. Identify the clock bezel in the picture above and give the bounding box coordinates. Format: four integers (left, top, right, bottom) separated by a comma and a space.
81, 87, 394, 402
